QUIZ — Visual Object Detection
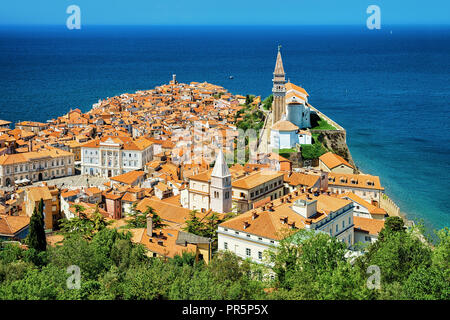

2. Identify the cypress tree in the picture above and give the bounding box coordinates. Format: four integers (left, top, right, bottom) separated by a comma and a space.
27, 198, 47, 251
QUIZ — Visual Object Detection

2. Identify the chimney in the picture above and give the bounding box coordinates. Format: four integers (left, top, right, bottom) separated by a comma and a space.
146, 216, 153, 237
304, 219, 312, 229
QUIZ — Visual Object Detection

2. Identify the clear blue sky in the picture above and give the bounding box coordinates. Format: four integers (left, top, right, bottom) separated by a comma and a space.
0, 0, 449, 25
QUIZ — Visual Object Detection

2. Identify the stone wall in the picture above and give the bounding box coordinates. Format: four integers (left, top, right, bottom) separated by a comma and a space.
380, 193, 401, 217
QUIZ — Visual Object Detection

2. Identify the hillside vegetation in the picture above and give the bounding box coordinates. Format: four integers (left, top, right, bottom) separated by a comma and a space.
0, 217, 448, 300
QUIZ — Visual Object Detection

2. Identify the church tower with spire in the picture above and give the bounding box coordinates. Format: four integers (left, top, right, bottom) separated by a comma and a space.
210, 149, 232, 213
272, 45, 287, 125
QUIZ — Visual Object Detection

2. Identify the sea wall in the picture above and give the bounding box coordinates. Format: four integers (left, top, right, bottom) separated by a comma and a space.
380, 193, 401, 217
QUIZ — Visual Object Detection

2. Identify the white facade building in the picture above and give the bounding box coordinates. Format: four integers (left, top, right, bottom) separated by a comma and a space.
218, 191, 354, 265
80, 136, 153, 178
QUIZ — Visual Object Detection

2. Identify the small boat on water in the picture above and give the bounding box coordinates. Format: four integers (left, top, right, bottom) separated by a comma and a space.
229, 75, 234, 79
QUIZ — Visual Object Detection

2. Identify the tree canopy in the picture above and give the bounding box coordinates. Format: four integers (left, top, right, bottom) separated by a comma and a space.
1, 217, 448, 300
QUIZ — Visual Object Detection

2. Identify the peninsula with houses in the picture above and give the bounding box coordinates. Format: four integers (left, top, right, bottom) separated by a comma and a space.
0, 48, 441, 301
0, 48, 401, 257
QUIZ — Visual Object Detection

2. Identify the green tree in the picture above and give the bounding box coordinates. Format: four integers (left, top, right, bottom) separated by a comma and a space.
262, 94, 273, 111
26, 200, 47, 252
126, 203, 147, 228
378, 216, 406, 241
356, 227, 432, 290
146, 206, 166, 230
59, 204, 107, 240
183, 210, 205, 236
91, 205, 109, 232
402, 266, 449, 300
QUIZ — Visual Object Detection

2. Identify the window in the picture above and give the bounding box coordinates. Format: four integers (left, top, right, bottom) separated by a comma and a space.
246, 248, 251, 257
224, 242, 228, 249
342, 221, 345, 228
258, 237, 262, 241
258, 252, 263, 260
247, 234, 251, 238
348, 217, 351, 225
365, 236, 371, 241
336, 225, 338, 232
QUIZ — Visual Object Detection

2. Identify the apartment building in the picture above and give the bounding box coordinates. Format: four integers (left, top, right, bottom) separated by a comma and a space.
328, 172, 384, 206
24, 184, 61, 231
217, 190, 354, 264
0, 147, 75, 187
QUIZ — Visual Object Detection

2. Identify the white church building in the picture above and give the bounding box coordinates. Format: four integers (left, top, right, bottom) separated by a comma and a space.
270, 47, 313, 150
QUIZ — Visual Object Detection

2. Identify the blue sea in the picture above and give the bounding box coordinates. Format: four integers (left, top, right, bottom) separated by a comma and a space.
0, 25, 449, 232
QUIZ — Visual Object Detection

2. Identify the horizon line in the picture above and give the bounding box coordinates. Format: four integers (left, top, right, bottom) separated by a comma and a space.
1, 23, 449, 27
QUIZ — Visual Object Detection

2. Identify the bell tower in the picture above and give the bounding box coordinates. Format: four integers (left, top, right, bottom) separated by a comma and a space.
210, 149, 232, 213
272, 45, 286, 125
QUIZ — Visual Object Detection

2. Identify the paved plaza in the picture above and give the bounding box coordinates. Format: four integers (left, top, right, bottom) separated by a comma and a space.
30, 174, 109, 189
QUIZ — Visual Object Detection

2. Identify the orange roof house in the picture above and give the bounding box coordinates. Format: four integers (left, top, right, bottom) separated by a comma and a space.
110, 170, 146, 187
0, 215, 30, 240
319, 152, 354, 174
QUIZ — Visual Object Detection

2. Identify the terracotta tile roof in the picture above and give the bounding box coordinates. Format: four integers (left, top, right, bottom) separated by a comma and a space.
0, 215, 30, 236
271, 120, 299, 132
284, 172, 320, 188
61, 189, 80, 198
354, 216, 385, 235
339, 192, 386, 215
189, 169, 213, 183
26, 186, 53, 202
220, 192, 352, 240
319, 152, 353, 170
285, 82, 309, 96
132, 228, 198, 258
328, 172, 384, 191
232, 170, 284, 190
110, 170, 145, 185
136, 197, 192, 227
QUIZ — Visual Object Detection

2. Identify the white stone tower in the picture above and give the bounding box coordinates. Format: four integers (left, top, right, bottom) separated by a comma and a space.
210, 149, 232, 213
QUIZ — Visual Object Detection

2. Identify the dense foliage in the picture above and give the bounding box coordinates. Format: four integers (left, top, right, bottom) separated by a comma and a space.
236, 95, 265, 132
0, 217, 448, 300
262, 94, 273, 111
300, 133, 328, 160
